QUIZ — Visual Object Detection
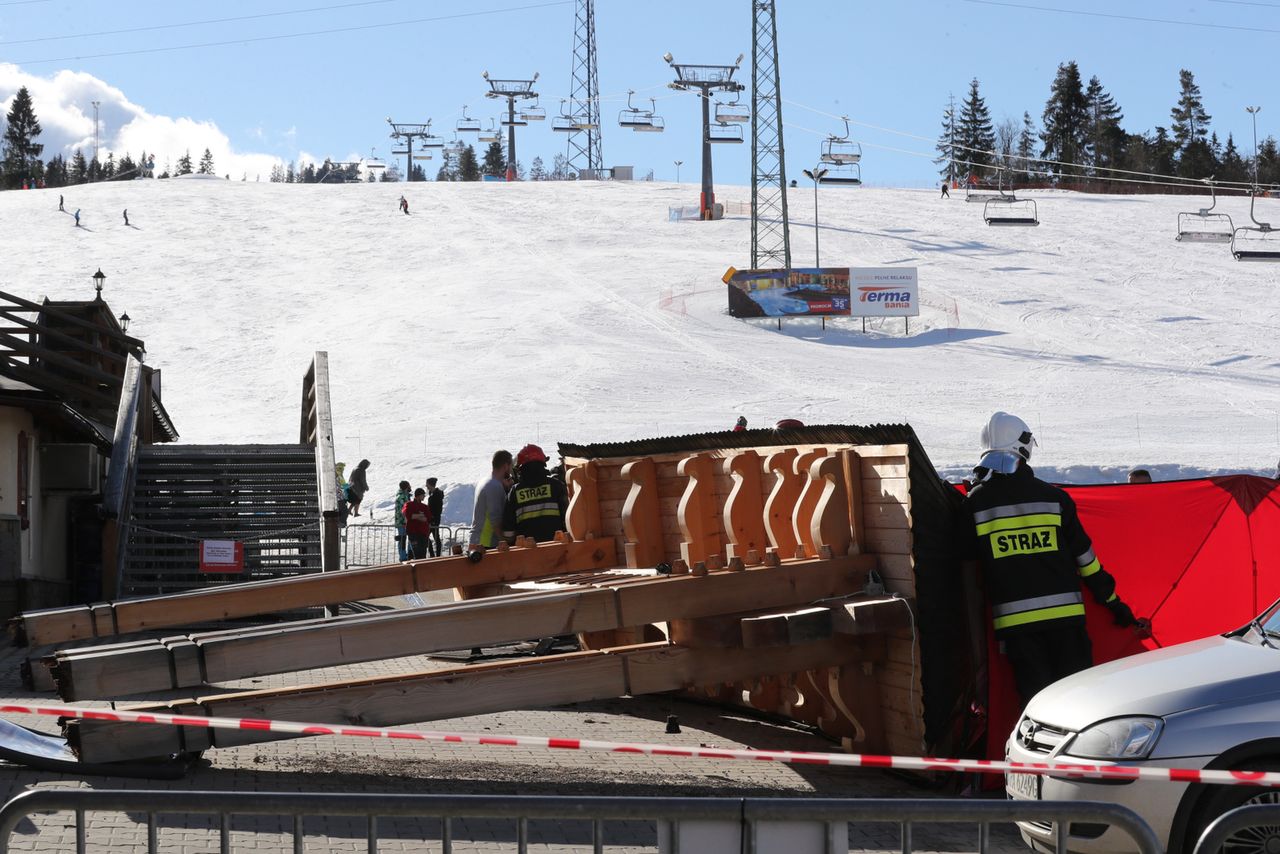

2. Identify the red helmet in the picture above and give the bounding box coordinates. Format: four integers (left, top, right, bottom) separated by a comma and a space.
516, 443, 548, 467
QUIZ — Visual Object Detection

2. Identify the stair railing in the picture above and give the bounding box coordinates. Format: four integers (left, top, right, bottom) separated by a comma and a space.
301, 352, 340, 578
102, 354, 144, 598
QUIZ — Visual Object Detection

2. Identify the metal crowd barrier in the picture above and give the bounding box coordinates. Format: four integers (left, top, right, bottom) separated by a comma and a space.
1193, 802, 1280, 854
0, 790, 1162, 854
341, 524, 473, 569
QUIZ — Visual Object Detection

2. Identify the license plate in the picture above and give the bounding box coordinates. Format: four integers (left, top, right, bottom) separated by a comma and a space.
1006, 771, 1041, 800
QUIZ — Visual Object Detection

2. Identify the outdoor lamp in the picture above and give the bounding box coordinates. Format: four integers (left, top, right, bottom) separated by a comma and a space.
92, 269, 105, 299
118, 312, 130, 333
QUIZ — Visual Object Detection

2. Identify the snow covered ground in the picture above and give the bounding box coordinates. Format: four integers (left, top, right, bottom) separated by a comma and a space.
4, 177, 1278, 521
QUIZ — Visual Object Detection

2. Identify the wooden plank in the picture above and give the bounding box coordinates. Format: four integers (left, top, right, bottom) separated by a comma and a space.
676, 454, 719, 567
842, 449, 865, 556
862, 459, 908, 480
828, 596, 915, 636
865, 527, 913, 556
864, 502, 910, 530
16, 538, 617, 647
621, 458, 664, 569
864, 477, 910, 505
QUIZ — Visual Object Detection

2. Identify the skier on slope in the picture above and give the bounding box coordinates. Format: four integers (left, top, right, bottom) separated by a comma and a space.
73, 209, 81, 227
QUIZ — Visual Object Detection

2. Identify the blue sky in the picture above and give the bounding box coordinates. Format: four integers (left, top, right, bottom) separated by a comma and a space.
0, 0, 1275, 186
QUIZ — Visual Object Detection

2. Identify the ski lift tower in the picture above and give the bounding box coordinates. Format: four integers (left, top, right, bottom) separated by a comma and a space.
567, 0, 604, 178
750, 0, 791, 268
483, 71, 539, 181
386, 118, 433, 182
665, 52, 745, 220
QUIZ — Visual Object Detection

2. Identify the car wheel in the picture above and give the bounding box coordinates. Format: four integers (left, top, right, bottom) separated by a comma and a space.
1189, 785, 1280, 854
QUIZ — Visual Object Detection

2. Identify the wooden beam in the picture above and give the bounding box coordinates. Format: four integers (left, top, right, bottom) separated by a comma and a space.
13, 538, 617, 647
68, 636, 878, 763
52, 554, 874, 701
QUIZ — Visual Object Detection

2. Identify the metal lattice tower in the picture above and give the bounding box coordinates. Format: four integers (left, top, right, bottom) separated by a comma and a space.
567, 0, 603, 177
750, 0, 791, 268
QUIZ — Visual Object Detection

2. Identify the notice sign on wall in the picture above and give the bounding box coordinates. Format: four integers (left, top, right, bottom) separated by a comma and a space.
199, 539, 244, 574
851, 268, 920, 317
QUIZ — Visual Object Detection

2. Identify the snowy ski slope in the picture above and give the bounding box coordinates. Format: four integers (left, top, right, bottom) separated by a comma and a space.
3, 178, 1277, 519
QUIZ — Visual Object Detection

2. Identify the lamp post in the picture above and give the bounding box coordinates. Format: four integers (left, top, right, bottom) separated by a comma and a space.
92, 269, 105, 300
118, 312, 130, 333
674, 160, 682, 183
801, 167, 828, 267
1246, 106, 1262, 186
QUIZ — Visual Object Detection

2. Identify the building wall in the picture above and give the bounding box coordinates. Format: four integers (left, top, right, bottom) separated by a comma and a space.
0, 406, 39, 580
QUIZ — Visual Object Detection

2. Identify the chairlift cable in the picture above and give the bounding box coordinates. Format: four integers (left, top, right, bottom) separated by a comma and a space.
963, 0, 1280, 37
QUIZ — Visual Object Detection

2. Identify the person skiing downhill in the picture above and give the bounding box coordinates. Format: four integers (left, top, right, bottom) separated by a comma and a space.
123, 209, 129, 226
398, 195, 409, 215
73, 209, 81, 227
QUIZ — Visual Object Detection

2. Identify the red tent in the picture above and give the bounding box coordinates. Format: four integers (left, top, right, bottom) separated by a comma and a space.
985, 475, 1280, 758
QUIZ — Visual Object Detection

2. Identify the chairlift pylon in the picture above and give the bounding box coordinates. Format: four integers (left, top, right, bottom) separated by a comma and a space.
1231, 189, 1280, 261
1176, 178, 1235, 244
715, 95, 750, 124
456, 105, 481, 134
984, 197, 1039, 227
820, 116, 862, 165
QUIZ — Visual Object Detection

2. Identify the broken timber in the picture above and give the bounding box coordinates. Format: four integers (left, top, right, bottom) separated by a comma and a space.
13, 538, 615, 648
68, 635, 884, 764
51, 555, 874, 700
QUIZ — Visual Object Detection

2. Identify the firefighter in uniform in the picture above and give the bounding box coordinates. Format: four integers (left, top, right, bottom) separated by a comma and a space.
960, 412, 1149, 707
503, 444, 569, 543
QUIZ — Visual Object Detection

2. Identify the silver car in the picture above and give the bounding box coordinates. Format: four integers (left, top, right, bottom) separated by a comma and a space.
1005, 606, 1280, 854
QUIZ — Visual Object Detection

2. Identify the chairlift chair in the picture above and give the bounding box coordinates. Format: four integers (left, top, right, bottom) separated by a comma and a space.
984, 198, 1039, 226
619, 89, 652, 130
520, 97, 546, 122
1231, 190, 1280, 261
715, 96, 750, 124
818, 163, 862, 186
444, 133, 465, 157
456, 105, 481, 134
478, 120, 500, 143
572, 114, 598, 131
1176, 179, 1235, 244
820, 116, 862, 165
707, 122, 744, 144
552, 100, 576, 132
365, 149, 386, 171
500, 114, 529, 127
635, 112, 665, 133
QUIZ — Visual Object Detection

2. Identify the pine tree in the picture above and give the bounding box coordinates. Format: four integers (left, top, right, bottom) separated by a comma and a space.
481, 141, 506, 178
551, 152, 570, 180
1170, 69, 1211, 154
1083, 75, 1124, 171
197, 147, 215, 175
1040, 61, 1089, 178
1017, 112, 1038, 180
102, 152, 116, 180
958, 79, 995, 175
410, 163, 426, 182
177, 150, 193, 175
513, 159, 525, 180
934, 94, 958, 184
1149, 127, 1177, 178
285, 161, 296, 183
1258, 136, 1279, 186
529, 156, 546, 181
69, 149, 88, 184
1219, 134, 1248, 184
3, 86, 44, 189
269, 163, 285, 182
43, 154, 67, 187
459, 144, 481, 181
116, 152, 135, 179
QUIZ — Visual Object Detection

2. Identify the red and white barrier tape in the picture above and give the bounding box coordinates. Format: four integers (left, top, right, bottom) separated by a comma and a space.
2, 701, 1273, 787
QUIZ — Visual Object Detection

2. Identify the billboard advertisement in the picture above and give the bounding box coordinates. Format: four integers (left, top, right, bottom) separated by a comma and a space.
724, 267, 852, 318
851, 268, 919, 317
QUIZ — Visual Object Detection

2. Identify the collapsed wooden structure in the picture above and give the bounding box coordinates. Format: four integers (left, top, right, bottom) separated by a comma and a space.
11, 425, 972, 768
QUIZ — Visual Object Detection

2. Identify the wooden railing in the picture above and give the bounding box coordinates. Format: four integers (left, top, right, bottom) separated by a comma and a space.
300, 352, 340, 577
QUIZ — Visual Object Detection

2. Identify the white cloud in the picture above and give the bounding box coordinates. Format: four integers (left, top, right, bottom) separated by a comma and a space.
0, 63, 289, 180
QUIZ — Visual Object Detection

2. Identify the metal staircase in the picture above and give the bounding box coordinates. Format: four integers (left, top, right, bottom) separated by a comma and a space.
120, 444, 322, 597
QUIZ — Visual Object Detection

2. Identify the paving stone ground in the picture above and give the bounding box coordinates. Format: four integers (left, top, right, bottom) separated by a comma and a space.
0, 611, 1031, 854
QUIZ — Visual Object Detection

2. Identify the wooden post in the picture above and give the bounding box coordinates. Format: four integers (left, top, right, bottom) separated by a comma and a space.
565, 461, 602, 542
677, 454, 718, 567
841, 448, 866, 555
792, 448, 828, 558
621, 457, 663, 569
809, 455, 852, 559
721, 451, 767, 562
762, 449, 801, 556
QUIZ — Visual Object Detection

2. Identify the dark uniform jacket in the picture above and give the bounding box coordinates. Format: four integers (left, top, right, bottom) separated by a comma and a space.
503, 465, 569, 542
961, 464, 1121, 637
427, 487, 444, 525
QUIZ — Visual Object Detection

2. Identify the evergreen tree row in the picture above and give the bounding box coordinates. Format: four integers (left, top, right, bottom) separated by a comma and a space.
936, 65, 1280, 190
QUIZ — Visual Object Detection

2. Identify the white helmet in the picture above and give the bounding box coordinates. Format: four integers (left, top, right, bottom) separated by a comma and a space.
978, 411, 1036, 474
